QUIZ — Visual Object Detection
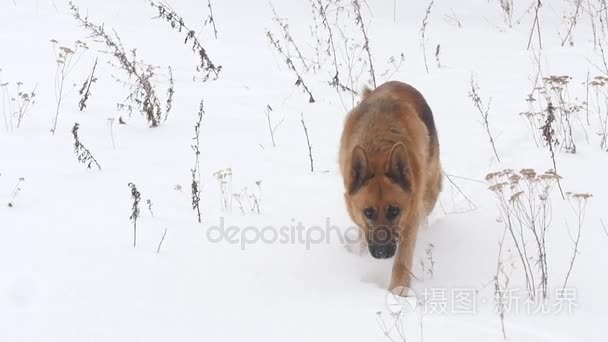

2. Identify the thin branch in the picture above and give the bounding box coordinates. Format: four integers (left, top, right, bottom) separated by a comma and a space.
300, 113, 314, 172
420, 0, 434, 74
79, 57, 98, 111
526, 0, 543, 50
353, 0, 377, 87
563, 194, 591, 290
443, 170, 477, 210
128, 182, 141, 247
156, 227, 168, 253
148, 0, 222, 81
191, 99, 204, 223
561, 0, 583, 46
266, 31, 315, 103
206, 0, 218, 39
469, 74, 501, 162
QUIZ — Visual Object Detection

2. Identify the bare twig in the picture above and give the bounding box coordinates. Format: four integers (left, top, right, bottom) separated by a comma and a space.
444, 8, 462, 28
561, 0, 583, 46
266, 31, 315, 103
542, 103, 566, 199
498, 0, 514, 28
270, 4, 309, 71
265, 105, 284, 148
156, 227, 168, 253
213, 168, 233, 211
146, 199, 154, 217
7, 177, 25, 208
191, 99, 204, 223
148, 1, 222, 81
563, 193, 591, 290
434, 44, 441, 69
79, 57, 98, 111
1, 79, 37, 130
72, 123, 102, 170
380, 53, 406, 81
70, 4, 168, 127
586, 0, 597, 49
469, 75, 501, 162
165, 66, 174, 122
128, 182, 141, 247
107, 118, 116, 149
313, 0, 356, 109
353, 0, 377, 87
51, 39, 87, 134
300, 113, 314, 172
599, 41, 608, 75
206, 0, 219, 39
494, 227, 510, 340
425, 243, 435, 279
526, 0, 543, 50
420, 0, 434, 74
487, 169, 562, 299
445, 173, 485, 184
442, 170, 477, 211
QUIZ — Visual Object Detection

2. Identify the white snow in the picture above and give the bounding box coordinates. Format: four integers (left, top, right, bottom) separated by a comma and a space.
1, 0, 607, 341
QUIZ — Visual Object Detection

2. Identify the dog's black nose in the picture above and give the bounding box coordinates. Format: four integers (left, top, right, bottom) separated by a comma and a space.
369, 243, 396, 259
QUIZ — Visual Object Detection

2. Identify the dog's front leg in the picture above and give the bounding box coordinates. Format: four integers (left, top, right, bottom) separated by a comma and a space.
389, 224, 420, 294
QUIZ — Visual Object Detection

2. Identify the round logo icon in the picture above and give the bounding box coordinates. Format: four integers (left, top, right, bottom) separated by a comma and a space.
386, 286, 418, 316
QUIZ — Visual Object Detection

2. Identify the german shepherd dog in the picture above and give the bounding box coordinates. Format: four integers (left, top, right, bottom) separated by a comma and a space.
339, 81, 442, 293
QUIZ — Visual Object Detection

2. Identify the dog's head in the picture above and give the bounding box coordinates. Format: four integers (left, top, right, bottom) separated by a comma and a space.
344, 142, 413, 259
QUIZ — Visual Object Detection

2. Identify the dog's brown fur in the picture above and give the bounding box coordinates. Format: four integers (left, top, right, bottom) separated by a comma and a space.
339, 81, 442, 292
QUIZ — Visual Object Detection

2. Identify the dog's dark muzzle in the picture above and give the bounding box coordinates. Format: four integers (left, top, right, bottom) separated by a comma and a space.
368, 225, 397, 259
369, 242, 396, 259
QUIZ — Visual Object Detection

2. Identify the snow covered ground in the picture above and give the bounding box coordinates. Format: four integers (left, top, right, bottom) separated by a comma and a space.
1, 0, 608, 340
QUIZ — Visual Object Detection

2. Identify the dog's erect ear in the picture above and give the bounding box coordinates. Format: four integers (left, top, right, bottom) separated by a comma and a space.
385, 142, 411, 191
360, 86, 372, 101
349, 145, 372, 194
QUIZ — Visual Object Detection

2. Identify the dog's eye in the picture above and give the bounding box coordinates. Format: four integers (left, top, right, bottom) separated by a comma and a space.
386, 206, 401, 221
363, 208, 375, 220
